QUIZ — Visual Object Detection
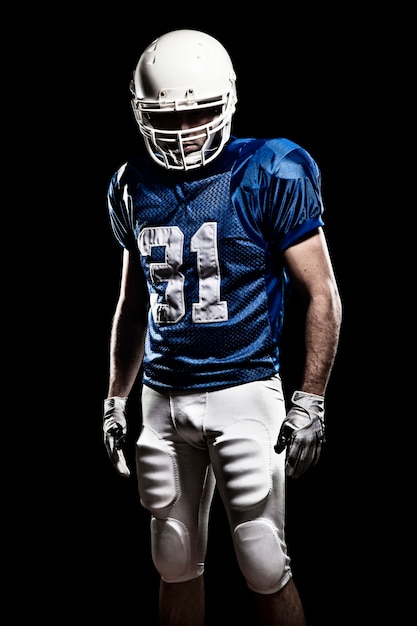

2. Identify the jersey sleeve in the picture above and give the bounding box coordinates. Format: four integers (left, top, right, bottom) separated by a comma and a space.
231, 138, 325, 252
107, 162, 138, 251
267, 144, 325, 251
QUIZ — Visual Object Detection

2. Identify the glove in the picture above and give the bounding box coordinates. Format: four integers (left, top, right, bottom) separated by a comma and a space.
103, 396, 130, 478
275, 391, 325, 479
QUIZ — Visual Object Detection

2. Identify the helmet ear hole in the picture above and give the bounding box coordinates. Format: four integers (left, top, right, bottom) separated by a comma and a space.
130, 29, 237, 171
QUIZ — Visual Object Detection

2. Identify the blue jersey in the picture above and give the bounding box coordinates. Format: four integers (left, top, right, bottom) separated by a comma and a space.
107, 137, 325, 390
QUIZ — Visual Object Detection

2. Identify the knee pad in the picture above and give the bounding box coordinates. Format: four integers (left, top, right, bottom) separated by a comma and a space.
151, 517, 204, 583
233, 519, 291, 594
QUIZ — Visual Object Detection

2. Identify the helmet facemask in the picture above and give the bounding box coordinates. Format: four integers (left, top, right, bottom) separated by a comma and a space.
131, 94, 236, 171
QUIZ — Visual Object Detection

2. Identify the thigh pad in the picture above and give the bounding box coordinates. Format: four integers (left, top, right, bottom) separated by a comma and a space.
136, 425, 179, 512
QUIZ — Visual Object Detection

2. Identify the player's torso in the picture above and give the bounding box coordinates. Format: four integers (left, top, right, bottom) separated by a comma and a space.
124, 159, 284, 390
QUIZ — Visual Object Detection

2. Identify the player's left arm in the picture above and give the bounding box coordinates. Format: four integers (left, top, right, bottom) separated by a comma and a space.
283, 226, 342, 396
276, 227, 342, 477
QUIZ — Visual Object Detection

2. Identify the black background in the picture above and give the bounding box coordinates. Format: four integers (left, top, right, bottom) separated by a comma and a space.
18, 6, 393, 624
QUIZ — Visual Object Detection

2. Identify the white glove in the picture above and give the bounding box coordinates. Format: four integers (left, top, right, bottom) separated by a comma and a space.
103, 396, 130, 478
275, 391, 325, 479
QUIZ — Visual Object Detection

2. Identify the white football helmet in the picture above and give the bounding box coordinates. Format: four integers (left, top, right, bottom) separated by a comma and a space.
130, 29, 238, 171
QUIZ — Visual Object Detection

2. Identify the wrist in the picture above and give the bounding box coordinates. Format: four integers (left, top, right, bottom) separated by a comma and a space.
104, 396, 128, 411
293, 390, 324, 401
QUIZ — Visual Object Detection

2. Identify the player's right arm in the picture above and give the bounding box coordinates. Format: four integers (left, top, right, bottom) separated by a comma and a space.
103, 248, 149, 477
107, 248, 149, 398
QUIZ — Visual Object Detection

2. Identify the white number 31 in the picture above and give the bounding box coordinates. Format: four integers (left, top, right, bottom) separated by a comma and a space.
139, 222, 228, 324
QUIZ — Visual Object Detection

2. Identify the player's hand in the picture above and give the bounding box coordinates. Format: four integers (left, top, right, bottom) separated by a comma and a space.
275, 391, 325, 479
103, 396, 130, 478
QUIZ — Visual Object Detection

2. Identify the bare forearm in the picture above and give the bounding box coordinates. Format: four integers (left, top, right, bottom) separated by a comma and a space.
300, 289, 342, 396
107, 306, 147, 398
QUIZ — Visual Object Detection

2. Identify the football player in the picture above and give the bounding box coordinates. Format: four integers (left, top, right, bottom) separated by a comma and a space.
103, 29, 342, 626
